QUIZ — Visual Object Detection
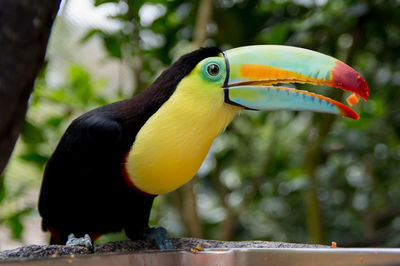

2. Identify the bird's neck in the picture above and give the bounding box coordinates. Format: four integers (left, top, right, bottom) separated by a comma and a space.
124, 78, 241, 195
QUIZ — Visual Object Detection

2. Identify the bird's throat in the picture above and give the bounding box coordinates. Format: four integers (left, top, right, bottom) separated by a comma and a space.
124, 78, 240, 195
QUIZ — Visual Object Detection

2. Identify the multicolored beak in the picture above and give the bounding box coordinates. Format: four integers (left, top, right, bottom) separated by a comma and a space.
222, 45, 369, 119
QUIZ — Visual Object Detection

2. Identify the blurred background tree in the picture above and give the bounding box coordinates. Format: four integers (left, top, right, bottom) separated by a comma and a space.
1, 0, 400, 249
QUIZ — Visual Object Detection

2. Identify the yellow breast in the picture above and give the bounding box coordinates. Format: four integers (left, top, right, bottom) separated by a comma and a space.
125, 73, 241, 195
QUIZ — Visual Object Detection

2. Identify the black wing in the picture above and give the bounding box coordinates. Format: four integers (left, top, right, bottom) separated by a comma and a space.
38, 111, 153, 238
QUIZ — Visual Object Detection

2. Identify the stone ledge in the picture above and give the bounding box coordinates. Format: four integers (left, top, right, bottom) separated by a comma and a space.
0, 238, 327, 262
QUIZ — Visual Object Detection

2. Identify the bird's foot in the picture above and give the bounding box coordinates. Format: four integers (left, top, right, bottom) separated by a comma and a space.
143, 227, 173, 250
66, 233, 94, 251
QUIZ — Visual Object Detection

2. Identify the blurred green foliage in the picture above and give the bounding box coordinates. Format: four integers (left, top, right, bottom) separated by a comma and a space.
1, 0, 400, 248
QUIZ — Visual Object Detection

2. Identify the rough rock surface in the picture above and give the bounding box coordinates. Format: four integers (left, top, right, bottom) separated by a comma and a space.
0, 238, 328, 262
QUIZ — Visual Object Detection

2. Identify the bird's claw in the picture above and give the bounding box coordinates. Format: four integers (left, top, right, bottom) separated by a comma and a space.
143, 227, 173, 250
66, 233, 94, 251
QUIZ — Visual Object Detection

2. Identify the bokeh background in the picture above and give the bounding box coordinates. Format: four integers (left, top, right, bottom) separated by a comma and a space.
1, 0, 400, 250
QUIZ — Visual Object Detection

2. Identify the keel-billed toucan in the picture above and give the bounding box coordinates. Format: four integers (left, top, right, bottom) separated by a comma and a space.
38, 45, 368, 247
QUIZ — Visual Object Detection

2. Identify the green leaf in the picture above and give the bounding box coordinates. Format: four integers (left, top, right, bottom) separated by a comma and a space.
9, 216, 24, 239
257, 23, 291, 45
0, 177, 6, 203
69, 65, 92, 105
94, 0, 119, 6
7, 208, 32, 240
80, 28, 103, 43
103, 35, 123, 58
21, 121, 45, 144
46, 116, 64, 128
19, 152, 49, 166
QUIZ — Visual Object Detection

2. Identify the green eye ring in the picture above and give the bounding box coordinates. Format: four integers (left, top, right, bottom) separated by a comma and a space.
201, 59, 225, 82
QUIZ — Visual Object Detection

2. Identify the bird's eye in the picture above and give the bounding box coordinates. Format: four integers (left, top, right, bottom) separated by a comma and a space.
201, 59, 225, 82
206, 64, 220, 76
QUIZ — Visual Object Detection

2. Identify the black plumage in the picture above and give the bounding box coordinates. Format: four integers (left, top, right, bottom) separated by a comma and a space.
38, 47, 222, 244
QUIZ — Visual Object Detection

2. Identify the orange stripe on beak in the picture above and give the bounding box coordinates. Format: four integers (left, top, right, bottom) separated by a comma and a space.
240, 64, 312, 82
239, 64, 332, 86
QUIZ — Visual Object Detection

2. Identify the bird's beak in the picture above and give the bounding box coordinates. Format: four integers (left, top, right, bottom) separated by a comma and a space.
223, 45, 369, 119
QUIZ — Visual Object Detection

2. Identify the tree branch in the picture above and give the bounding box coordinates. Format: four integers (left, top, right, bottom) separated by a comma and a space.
0, 0, 61, 175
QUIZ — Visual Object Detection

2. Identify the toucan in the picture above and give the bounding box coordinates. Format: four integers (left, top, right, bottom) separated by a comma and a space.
38, 45, 368, 248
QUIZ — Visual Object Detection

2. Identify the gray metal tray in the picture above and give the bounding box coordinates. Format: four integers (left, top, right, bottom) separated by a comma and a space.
2, 248, 400, 266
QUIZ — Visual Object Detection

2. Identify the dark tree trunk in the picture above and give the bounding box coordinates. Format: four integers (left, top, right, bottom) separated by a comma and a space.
0, 0, 61, 175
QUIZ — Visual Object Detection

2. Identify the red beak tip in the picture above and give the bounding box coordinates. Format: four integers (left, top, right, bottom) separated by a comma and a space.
360, 78, 369, 101
332, 61, 369, 102
346, 111, 360, 120
338, 103, 360, 120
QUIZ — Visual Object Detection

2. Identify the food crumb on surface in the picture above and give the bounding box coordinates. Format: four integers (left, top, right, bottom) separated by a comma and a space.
195, 244, 204, 251
190, 248, 198, 253
360, 257, 364, 262
51, 252, 58, 258
264, 256, 269, 262
331, 242, 337, 248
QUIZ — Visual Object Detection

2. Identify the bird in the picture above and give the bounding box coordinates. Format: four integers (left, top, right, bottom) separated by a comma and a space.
38, 45, 368, 248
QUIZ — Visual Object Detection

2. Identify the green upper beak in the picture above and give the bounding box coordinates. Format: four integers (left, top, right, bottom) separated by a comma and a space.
222, 45, 369, 119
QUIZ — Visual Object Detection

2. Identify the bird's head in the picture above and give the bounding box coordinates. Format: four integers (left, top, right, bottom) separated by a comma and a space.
170, 45, 368, 119
126, 46, 369, 195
